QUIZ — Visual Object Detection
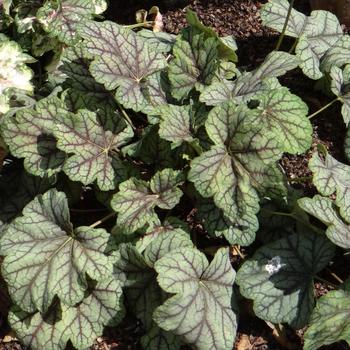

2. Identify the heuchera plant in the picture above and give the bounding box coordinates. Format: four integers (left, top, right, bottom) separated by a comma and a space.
0, 0, 349, 349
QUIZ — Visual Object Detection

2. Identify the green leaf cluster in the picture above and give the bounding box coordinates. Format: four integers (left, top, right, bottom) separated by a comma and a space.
0, 1, 350, 350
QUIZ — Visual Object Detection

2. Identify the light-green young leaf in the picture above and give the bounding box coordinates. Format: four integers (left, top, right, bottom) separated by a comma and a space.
78, 21, 167, 112
9, 277, 123, 350
154, 247, 237, 350
0, 189, 113, 313
254, 87, 311, 154
309, 150, 350, 222
236, 232, 335, 328
298, 195, 350, 249
111, 169, 184, 234
261, 0, 343, 79
304, 283, 350, 350
168, 26, 219, 100
54, 109, 132, 191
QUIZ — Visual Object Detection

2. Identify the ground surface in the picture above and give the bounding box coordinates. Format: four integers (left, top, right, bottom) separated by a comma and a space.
1, 0, 350, 349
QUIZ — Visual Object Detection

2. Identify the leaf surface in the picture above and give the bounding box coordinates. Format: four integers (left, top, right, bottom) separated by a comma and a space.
1, 96, 66, 177
298, 195, 350, 249
9, 277, 123, 350
0, 189, 112, 313
309, 150, 350, 222
154, 247, 237, 350
236, 232, 335, 328
78, 21, 167, 111
254, 88, 311, 153
54, 109, 132, 190
111, 169, 183, 234
304, 284, 350, 350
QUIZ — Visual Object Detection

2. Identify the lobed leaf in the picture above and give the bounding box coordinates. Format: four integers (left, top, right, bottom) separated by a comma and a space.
236, 232, 335, 328
154, 247, 236, 350
78, 20, 167, 112
168, 26, 219, 100
0, 189, 113, 313
9, 277, 123, 350
111, 169, 184, 234
54, 109, 132, 190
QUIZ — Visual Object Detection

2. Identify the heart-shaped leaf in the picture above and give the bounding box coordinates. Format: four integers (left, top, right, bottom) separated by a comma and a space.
154, 247, 237, 350
236, 232, 335, 328
322, 36, 350, 72
78, 20, 167, 111
189, 102, 282, 225
0, 189, 113, 313
298, 195, 350, 249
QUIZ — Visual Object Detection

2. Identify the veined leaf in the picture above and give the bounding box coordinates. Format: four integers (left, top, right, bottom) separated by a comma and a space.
189, 102, 282, 223
111, 169, 184, 234
168, 26, 219, 100
78, 20, 167, 112
309, 150, 350, 222
54, 109, 132, 190
345, 125, 350, 162
197, 198, 258, 246
1, 95, 67, 177
330, 65, 350, 125
298, 195, 350, 249
304, 284, 350, 350
0, 189, 113, 313
37, 0, 106, 45
254, 87, 311, 154
261, 0, 343, 79
260, 0, 307, 37
9, 277, 123, 350
322, 36, 350, 72
114, 226, 192, 349
236, 232, 335, 328
138, 29, 176, 53
157, 105, 194, 146
200, 51, 299, 106
154, 247, 237, 350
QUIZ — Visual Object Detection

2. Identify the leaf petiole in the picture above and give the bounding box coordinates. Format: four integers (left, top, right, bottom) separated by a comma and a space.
89, 212, 116, 228
275, 0, 295, 50
308, 97, 340, 119
124, 21, 154, 29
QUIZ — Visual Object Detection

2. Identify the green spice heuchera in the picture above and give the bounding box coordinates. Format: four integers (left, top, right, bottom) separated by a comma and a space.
0, 0, 349, 349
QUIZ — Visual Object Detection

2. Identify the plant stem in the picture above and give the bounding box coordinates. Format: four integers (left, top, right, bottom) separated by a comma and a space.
275, 0, 295, 50
326, 268, 344, 284
260, 208, 324, 235
89, 212, 116, 228
124, 21, 154, 29
116, 102, 136, 130
288, 39, 298, 53
308, 97, 340, 119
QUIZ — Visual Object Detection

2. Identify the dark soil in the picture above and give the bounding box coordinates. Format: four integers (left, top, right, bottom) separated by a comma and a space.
1, 1, 350, 350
